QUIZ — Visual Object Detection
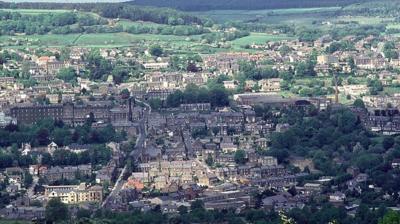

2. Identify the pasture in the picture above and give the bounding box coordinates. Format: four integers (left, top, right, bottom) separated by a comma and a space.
1, 8, 71, 14
194, 7, 340, 23
230, 33, 293, 48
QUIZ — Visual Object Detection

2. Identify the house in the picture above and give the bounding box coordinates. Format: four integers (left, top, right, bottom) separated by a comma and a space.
143, 62, 169, 70
124, 178, 145, 191
303, 183, 322, 195
391, 158, 400, 169
223, 81, 237, 90
259, 78, 282, 92
317, 55, 339, 66
329, 192, 346, 204
198, 173, 219, 187
220, 142, 238, 153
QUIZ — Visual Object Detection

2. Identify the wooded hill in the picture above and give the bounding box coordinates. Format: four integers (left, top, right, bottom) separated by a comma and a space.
126, 0, 373, 11
0, 1, 206, 25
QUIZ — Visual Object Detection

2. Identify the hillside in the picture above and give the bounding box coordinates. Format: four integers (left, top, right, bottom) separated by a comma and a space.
127, 0, 373, 11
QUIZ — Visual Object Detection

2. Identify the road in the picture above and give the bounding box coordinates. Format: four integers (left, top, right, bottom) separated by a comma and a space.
101, 99, 151, 209
27, 176, 39, 198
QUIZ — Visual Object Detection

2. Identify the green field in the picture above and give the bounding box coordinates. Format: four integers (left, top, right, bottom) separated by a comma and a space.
1, 8, 71, 14
334, 15, 393, 25
194, 7, 340, 23
230, 33, 293, 48
74, 33, 198, 47
0, 32, 202, 48
0, 220, 29, 224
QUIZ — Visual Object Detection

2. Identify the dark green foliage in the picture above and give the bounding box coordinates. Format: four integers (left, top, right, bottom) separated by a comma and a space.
234, 149, 247, 164
149, 45, 163, 57
353, 99, 365, 108
379, 210, 400, 224
383, 41, 399, 60
86, 51, 113, 81
57, 67, 77, 84
166, 84, 229, 108
326, 41, 355, 53
45, 198, 69, 223
126, 24, 208, 36
367, 79, 383, 95
0, 119, 122, 168
0, 10, 106, 35
238, 60, 279, 81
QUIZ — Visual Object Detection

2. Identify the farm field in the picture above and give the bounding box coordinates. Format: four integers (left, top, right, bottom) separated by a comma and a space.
0, 8, 71, 14
230, 33, 293, 48
334, 15, 393, 25
194, 7, 340, 23
0, 32, 201, 48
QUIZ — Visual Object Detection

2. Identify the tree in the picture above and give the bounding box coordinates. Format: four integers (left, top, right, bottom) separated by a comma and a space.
112, 67, 129, 84
148, 98, 162, 111
57, 67, 77, 84
205, 154, 214, 166
178, 205, 188, 215
149, 45, 163, 57
190, 199, 205, 211
24, 171, 33, 188
234, 149, 247, 165
379, 210, 400, 224
383, 136, 395, 150
45, 198, 69, 223
120, 88, 130, 99
384, 41, 399, 60
353, 99, 365, 109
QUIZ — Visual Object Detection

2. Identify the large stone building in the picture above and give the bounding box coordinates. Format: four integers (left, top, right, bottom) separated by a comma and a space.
44, 183, 103, 204
9, 101, 134, 125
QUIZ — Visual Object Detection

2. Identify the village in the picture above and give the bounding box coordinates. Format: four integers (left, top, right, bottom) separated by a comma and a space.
0, 30, 400, 222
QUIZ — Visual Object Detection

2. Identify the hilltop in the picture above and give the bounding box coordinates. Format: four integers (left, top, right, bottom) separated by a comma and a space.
127, 0, 373, 11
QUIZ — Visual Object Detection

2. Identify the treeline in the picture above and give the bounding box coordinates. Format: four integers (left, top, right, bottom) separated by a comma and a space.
126, 0, 369, 11
49, 198, 399, 224
0, 119, 125, 168
0, 2, 207, 25
201, 30, 250, 43
95, 4, 205, 26
0, 118, 125, 148
165, 84, 230, 108
125, 23, 209, 36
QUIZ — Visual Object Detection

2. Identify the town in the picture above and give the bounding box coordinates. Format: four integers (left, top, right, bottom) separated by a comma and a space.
0, 1, 400, 224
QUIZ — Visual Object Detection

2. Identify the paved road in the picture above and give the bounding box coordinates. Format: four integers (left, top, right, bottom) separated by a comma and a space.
102, 99, 150, 209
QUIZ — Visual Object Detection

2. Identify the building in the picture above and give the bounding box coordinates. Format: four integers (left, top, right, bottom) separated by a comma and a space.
317, 55, 339, 66
9, 101, 133, 126
41, 165, 92, 183
259, 78, 282, 92
44, 183, 103, 204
